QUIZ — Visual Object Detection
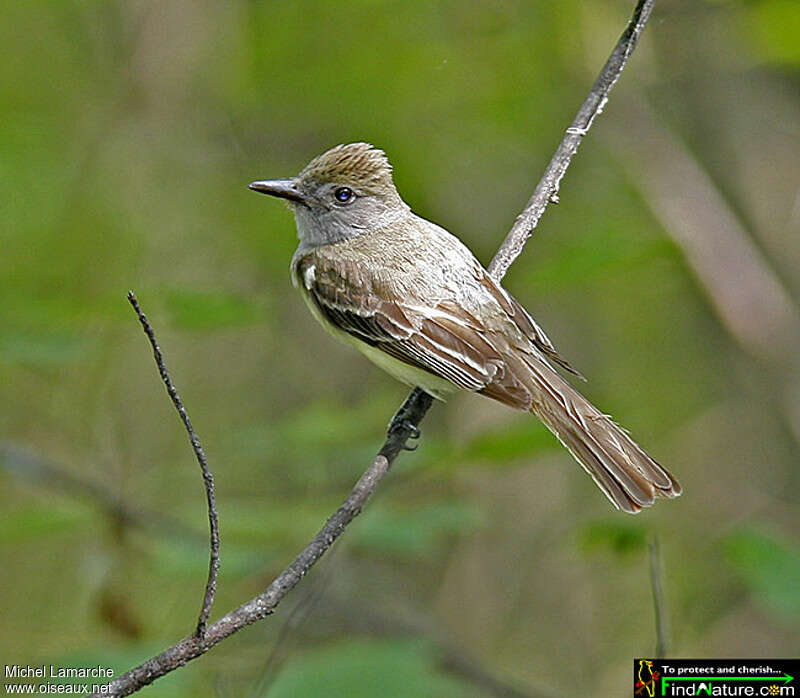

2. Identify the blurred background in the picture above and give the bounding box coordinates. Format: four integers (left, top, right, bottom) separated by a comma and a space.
1, 0, 799, 695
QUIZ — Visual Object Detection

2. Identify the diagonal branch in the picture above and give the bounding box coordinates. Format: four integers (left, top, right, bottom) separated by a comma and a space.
90, 2, 656, 694
127, 292, 220, 638
92, 391, 432, 697
487, 0, 654, 280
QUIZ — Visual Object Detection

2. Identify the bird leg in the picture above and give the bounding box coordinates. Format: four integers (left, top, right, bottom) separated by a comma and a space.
385, 387, 432, 451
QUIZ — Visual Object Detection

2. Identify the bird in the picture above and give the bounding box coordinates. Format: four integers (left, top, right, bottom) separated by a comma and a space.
637, 660, 657, 697
249, 142, 681, 513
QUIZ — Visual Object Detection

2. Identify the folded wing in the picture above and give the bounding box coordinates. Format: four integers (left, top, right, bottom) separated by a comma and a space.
294, 247, 680, 513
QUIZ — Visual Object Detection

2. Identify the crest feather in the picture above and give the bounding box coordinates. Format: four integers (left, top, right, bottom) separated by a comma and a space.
298, 142, 393, 192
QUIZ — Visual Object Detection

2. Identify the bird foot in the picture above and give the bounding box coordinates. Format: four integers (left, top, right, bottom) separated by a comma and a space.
387, 417, 421, 450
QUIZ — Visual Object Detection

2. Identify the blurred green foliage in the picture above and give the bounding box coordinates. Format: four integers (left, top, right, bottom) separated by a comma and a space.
577, 519, 649, 558
723, 528, 800, 619
1, 0, 798, 696
266, 640, 480, 698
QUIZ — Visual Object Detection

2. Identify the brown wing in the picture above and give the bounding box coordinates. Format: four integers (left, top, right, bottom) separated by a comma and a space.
294, 252, 525, 394
293, 243, 679, 514
474, 268, 582, 378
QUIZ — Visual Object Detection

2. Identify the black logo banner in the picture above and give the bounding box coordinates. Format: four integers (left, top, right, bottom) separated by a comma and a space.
634, 658, 798, 697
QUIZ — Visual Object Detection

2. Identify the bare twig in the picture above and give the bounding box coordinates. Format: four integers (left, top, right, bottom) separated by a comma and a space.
247, 565, 333, 698
487, 0, 655, 280
90, 3, 656, 694
127, 291, 220, 638
648, 536, 669, 657
91, 429, 417, 697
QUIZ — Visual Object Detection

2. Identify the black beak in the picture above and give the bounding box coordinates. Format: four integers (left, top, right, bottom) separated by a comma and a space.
248, 179, 305, 203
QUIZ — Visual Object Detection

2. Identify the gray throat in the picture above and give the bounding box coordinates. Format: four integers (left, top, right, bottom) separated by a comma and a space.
290, 198, 411, 256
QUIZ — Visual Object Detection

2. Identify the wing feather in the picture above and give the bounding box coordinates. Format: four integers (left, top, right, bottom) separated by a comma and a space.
291, 234, 679, 513
296, 252, 507, 392
474, 268, 582, 378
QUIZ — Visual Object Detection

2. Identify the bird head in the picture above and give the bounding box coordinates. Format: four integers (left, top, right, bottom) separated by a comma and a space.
249, 142, 408, 248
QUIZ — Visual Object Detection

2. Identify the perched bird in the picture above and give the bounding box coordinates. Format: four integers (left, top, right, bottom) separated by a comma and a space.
250, 143, 681, 513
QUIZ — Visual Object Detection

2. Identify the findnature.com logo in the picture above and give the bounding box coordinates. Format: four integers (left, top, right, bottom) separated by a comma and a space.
634, 659, 797, 697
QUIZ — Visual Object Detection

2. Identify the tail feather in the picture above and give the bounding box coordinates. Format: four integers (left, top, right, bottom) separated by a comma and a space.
521, 356, 681, 514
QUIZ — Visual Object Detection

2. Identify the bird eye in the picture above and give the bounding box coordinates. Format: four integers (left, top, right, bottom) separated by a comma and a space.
333, 187, 355, 204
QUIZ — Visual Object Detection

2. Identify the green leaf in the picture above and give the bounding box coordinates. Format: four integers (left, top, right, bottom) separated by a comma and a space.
264, 639, 480, 698
351, 501, 484, 558
746, 0, 800, 65
722, 527, 800, 618
459, 420, 556, 465
0, 331, 92, 367
577, 519, 648, 558
0, 502, 95, 543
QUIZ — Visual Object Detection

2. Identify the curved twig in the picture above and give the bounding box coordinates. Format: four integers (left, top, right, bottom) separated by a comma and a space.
91, 392, 430, 697
127, 292, 220, 638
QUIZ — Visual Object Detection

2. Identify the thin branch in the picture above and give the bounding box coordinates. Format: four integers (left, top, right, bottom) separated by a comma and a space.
127, 291, 220, 638
91, 405, 426, 697
247, 564, 333, 698
0, 443, 202, 542
648, 536, 669, 657
487, 0, 655, 280
318, 584, 553, 698
90, 3, 656, 694
319, 584, 553, 697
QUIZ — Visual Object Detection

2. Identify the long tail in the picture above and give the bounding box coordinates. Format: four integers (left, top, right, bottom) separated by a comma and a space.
520, 357, 681, 513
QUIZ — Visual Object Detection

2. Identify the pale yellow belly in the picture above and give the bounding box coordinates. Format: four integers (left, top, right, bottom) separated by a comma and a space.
349, 338, 457, 400
299, 289, 456, 400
